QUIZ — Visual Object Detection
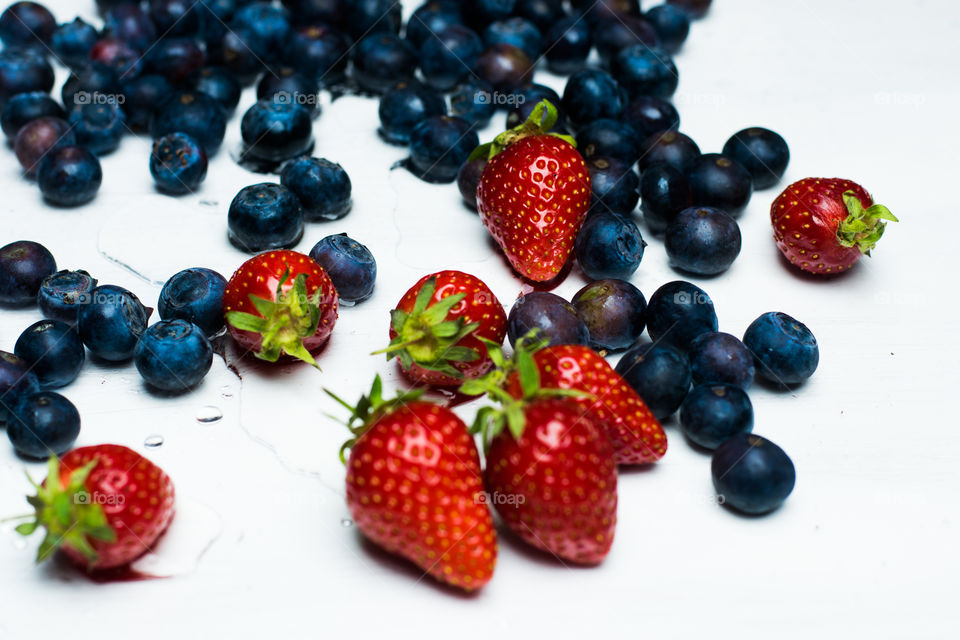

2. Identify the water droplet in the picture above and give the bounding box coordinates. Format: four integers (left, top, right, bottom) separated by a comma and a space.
340, 518, 354, 528
144, 435, 164, 448
196, 406, 223, 424
220, 385, 233, 398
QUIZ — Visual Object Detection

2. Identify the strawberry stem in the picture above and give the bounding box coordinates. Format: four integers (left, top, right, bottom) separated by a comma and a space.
468, 99, 577, 162
837, 190, 899, 255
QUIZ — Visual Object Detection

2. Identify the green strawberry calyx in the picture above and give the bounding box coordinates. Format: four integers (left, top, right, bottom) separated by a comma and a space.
837, 191, 899, 255
468, 99, 577, 162
226, 267, 323, 368
9, 456, 116, 565
371, 277, 481, 380
325, 375, 427, 462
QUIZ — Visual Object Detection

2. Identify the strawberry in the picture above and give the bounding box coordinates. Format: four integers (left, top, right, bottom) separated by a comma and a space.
377, 270, 507, 387
771, 178, 898, 275
15, 445, 175, 571
327, 377, 497, 591
224, 250, 338, 366
474, 100, 591, 282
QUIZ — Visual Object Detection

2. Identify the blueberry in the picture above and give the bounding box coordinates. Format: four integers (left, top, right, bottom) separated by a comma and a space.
210, 27, 268, 84
461, 0, 516, 29
149, 0, 201, 37
231, 2, 291, 58
687, 153, 753, 217
665, 206, 742, 275
576, 118, 640, 165
544, 15, 591, 75
152, 91, 227, 155
645, 4, 690, 53
280, 156, 352, 221
150, 133, 208, 195
283, 24, 350, 85
561, 69, 625, 129
158, 267, 227, 337
408, 116, 479, 184
574, 0, 641, 23
37, 269, 98, 325
0, 240, 56, 307
77, 284, 151, 362
68, 102, 126, 156
615, 342, 691, 420
743, 312, 819, 387
575, 212, 645, 281
283, 0, 345, 28
7, 391, 80, 458
240, 98, 313, 163
504, 84, 564, 130
623, 96, 680, 140
667, 0, 712, 19
61, 63, 122, 110
89, 36, 143, 79
515, 0, 565, 31
722, 127, 790, 190
228, 183, 304, 252
51, 18, 99, 69
571, 279, 647, 352
450, 79, 495, 128
37, 145, 103, 207
258, 67, 320, 116
0, 351, 39, 424
309, 234, 377, 304
611, 45, 678, 99
585, 157, 639, 215
474, 43, 533, 93
351, 33, 418, 94
420, 25, 483, 92
688, 332, 755, 389
103, 4, 156, 51
637, 130, 701, 174
143, 37, 206, 82
378, 81, 447, 146
484, 17, 542, 61
344, 0, 401, 40
592, 15, 660, 66
457, 156, 487, 210
0, 48, 55, 107
135, 320, 213, 393
507, 292, 589, 348
188, 66, 241, 115
1, 91, 65, 139
0, 2, 56, 51
405, 2, 463, 51
680, 383, 753, 450
198, 0, 237, 44
14, 320, 84, 389
712, 434, 795, 515
645, 281, 718, 352
14, 116, 76, 177
639, 162, 692, 234
121, 74, 173, 132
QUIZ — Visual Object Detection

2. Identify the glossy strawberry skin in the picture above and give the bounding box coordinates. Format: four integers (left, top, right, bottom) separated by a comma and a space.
771, 178, 873, 275
390, 270, 507, 387
484, 398, 617, 565
507, 345, 667, 464
223, 250, 338, 355
476, 136, 591, 281
56, 445, 175, 570
346, 402, 497, 591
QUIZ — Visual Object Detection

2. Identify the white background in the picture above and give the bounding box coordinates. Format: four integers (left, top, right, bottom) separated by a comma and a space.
1, 1, 958, 638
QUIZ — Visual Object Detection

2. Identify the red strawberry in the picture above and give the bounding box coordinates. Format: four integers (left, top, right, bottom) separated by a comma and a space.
224, 250, 338, 366
771, 178, 898, 275
475, 100, 591, 282
328, 377, 497, 591
15, 445, 175, 571
379, 270, 507, 387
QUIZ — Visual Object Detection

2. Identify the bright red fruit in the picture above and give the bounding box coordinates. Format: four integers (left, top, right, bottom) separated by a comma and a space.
17, 445, 175, 571
475, 100, 591, 282
330, 377, 497, 591
381, 270, 507, 387
224, 250, 338, 366
771, 178, 898, 275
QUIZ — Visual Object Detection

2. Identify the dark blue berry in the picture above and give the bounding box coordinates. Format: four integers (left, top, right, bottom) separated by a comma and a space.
615, 342, 691, 420
257, 68, 320, 116
611, 45, 678, 99
712, 434, 795, 515
571, 279, 646, 352
420, 25, 483, 92
0, 351, 39, 424
544, 15, 591, 75
474, 43, 533, 92
623, 96, 680, 140
0, 2, 56, 51
592, 15, 660, 66
408, 116, 479, 184
379, 81, 447, 145
645, 281, 718, 352
743, 312, 819, 387
283, 24, 350, 85
150, 132, 208, 195
51, 18, 99, 69
240, 98, 314, 163
280, 156, 352, 221
89, 36, 143, 79
507, 292, 589, 348
637, 130, 700, 173
1, 91, 64, 139
645, 4, 690, 53
639, 162, 692, 234
231, 2, 291, 58
37, 145, 103, 207
457, 156, 487, 210
188, 66, 241, 115
449, 80, 495, 128
152, 91, 227, 155
680, 383, 753, 450
461, 0, 516, 29
8, 391, 80, 458
228, 182, 304, 252
667, 0, 712, 19
120, 74, 173, 132
309, 234, 377, 304
77, 284, 151, 362
198, 0, 238, 44
0, 240, 56, 307
103, 4, 157, 51
722, 127, 790, 190
143, 37, 206, 82
504, 84, 564, 130
574, 0, 641, 23
62, 63, 122, 110
344, 0, 401, 40
561, 68, 624, 129
68, 102, 125, 156
575, 212, 645, 281
14, 116, 75, 177
665, 206, 742, 275
283, 0, 345, 28
210, 27, 268, 84
352, 33, 418, 94
158, 267, 227, 337
688, 332, 755, 389
135, 320, 213, 393
585, 156, 639, 215
38, 269, 98, 325
484, 17, 542, 61
515, 0, 564, 31
14, 320, 84, 389
0, 48, 54, 107
405, 2, 462, 51
149, 0, 201, 37
687, 153, 753, 217
576, 118, 640, 165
